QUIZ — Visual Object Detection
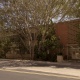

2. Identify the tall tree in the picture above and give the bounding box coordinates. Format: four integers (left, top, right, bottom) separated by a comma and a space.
0, 0, 80, 59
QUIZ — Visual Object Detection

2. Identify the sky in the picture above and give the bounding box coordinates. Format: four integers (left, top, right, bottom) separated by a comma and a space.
0, 3, 4, 8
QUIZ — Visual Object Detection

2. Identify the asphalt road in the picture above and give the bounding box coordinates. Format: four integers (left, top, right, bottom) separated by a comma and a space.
0, 70, 79, 80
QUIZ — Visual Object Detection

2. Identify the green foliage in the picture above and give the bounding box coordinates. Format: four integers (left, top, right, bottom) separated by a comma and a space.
0, 38, 11, 58
11, 34, 29, 58
0, 0, 79, 60
35, 25, 60, 61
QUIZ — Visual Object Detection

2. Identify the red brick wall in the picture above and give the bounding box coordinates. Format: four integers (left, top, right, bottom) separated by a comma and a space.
55, 22, 68, 46
55, 19, 80, 46
54, 19, 80, 57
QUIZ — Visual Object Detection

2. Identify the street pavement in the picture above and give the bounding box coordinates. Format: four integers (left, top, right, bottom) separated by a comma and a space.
0, 59, 80, 79
0, 69, 79, 80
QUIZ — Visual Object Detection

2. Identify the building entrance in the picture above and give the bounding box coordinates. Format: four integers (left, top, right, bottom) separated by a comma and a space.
68, 44, 80, 59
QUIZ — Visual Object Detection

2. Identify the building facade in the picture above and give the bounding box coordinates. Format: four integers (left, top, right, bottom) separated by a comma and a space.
55, 19, 80, 59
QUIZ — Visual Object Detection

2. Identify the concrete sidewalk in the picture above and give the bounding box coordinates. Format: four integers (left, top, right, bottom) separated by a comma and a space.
18, 66, 80, 77
4, 65, 80, 78
1, 60, 80, 78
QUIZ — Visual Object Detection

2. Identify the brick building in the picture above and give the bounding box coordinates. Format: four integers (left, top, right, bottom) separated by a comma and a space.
55, 19, 80, 59
0, 19, 80, 60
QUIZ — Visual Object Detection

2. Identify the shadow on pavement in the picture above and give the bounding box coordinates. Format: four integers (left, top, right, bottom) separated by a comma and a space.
0, 60, 80, 69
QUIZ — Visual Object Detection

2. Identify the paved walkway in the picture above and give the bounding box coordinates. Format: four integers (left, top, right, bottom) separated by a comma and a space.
0, 59, 80, 77
17, 66, 80, 77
